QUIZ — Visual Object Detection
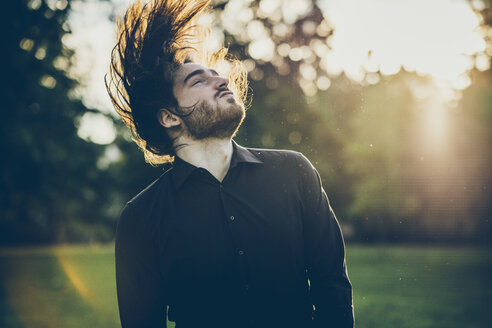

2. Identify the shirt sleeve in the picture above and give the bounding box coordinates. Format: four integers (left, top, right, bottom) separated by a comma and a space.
295, 153, 354, 328
115, 202, 167, 328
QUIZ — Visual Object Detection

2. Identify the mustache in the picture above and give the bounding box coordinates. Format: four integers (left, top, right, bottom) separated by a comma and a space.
215, 89, 233, 98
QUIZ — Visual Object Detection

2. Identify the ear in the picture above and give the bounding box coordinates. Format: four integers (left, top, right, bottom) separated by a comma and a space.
157, 108, 181, 128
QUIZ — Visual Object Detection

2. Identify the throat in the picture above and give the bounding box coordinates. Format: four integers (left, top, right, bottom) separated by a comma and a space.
176, 138, 234, 183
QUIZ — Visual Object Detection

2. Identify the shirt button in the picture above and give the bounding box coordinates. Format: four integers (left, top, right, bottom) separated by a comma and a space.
244, 284, 250, 290
229, 215, 235, 221
238, 250, 244, 256
219, 184, 223, 189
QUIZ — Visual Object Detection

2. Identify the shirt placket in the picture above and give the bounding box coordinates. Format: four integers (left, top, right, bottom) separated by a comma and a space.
218, 182, 252, 295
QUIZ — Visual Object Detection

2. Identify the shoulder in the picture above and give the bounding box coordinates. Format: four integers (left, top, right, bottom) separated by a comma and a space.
118, 167, 173, 229
244, 146, 304, 165
125, 167, 172, 209
116, 168, 174, 251
245, 146, 315, 171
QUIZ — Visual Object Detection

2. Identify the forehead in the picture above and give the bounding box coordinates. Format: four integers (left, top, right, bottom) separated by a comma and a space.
173, 62, 210, 84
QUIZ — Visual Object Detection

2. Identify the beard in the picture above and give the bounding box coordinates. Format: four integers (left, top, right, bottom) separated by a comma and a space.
180, 96, 245, 140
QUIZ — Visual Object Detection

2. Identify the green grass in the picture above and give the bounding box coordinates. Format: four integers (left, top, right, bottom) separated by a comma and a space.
347, 245, 492, 328
0, 245, 490, 328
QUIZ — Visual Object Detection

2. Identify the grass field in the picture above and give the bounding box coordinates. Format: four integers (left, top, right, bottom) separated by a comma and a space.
0, 244, 490, 328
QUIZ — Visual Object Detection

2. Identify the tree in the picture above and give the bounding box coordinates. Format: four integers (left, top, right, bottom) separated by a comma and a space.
0, 0, 112, 244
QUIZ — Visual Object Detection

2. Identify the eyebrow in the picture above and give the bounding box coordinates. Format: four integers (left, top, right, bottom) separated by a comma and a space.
182, 68, 219, 85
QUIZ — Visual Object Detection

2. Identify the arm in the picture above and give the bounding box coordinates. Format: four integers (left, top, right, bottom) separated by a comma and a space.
296, 154, 354, 328
115, 203, 167, 328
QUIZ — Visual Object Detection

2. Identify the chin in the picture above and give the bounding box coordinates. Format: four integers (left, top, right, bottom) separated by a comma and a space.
225, 96, 237, 104
182, 99, 245, 140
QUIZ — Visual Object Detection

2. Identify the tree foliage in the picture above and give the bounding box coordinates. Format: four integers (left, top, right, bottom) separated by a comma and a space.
0, 0, 112, 244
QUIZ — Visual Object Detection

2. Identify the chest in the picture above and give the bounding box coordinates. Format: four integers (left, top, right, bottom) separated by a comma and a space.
161, 170, 306, 282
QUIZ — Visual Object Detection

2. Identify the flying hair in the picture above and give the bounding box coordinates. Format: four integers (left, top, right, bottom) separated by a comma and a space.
105, 0, 248, 165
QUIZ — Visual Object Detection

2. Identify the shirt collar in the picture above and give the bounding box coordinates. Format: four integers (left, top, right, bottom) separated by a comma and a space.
171, 139, 263, 190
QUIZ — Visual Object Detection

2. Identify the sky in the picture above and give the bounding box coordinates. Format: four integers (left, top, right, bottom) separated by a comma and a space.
66, 0, 489, 145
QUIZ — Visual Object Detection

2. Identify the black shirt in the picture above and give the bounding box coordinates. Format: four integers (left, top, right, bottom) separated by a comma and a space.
115, 140, 354, 328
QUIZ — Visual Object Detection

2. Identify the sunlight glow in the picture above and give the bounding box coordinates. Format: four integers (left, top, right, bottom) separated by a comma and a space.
55, 252, 91, 302
65, 0, 118, 112
319, 0, 487, 84
423, 99, 449, 150
77, 112, 116, 145
318, 0, 488, 148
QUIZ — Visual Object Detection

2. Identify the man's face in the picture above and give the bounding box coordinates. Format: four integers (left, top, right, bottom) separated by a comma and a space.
172, 62, 245, 140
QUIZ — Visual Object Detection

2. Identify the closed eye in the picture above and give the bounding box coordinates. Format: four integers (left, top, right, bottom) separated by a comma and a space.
192, 79, 203, 86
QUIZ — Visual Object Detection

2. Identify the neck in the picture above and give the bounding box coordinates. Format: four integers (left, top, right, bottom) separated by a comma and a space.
175, 137, 234, 183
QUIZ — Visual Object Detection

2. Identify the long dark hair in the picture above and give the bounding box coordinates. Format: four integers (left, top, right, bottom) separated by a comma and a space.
105, 0, 248, 165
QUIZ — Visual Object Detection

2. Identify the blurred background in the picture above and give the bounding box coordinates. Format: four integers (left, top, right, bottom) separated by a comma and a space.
1, 0, 491, 327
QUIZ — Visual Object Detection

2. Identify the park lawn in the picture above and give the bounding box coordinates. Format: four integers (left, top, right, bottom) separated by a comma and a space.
0, 245, 490, 328
347, 245, 491, 328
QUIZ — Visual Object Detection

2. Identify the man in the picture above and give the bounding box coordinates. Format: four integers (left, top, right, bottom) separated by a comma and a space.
106, 0, 354, 327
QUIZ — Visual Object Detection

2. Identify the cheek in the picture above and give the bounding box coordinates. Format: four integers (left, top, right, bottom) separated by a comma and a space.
177, 90, 210, 108
173, 86, 193, 108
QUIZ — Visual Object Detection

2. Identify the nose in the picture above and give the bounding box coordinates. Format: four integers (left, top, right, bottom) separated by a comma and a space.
214, 75, 229, 89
